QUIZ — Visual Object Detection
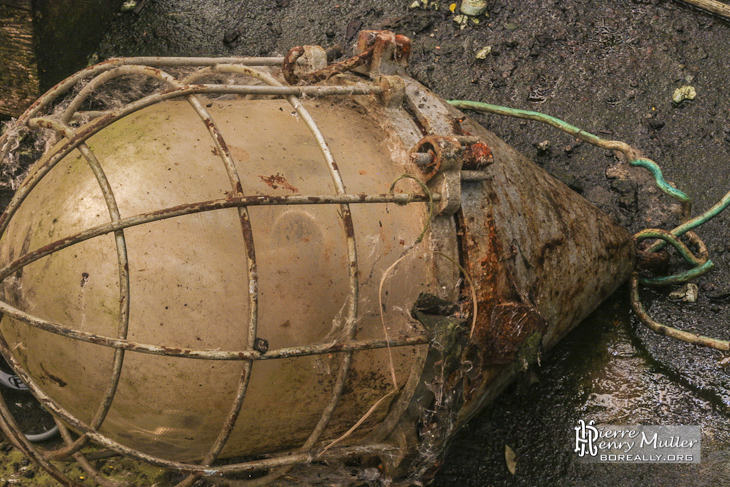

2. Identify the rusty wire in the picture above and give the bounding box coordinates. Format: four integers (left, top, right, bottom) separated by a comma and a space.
220, 58, 364, 487
0, 57, 434, 486
24, 118, 132, 463
282, 45, 375, 85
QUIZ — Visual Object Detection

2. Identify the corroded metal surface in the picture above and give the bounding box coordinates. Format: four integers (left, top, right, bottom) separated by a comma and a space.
448, 105, 636, 427
362, 68, 636, 482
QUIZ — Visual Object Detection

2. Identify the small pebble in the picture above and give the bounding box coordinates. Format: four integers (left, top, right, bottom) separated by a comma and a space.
475, 45, 492, 59
460, 0, 488, 16
534, 140, 551, 152
453, 14, 468, 29
669, 283, 699, 303
672, 85, 696, 104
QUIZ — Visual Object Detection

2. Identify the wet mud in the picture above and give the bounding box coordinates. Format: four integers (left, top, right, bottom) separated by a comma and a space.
1, 0, 729, 485
94, 2, 730, 483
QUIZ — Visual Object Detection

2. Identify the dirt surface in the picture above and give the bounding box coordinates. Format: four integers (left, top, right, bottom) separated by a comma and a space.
91, 1, 730, 484
1, 0, 730, 485
94, 0, 730, 484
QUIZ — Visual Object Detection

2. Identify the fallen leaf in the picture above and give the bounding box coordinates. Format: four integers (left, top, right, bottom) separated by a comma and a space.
346, 19, 363, 41
505, 444, 517, 475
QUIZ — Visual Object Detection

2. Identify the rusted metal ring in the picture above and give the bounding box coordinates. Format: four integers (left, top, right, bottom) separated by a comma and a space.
409, 135, 463, 182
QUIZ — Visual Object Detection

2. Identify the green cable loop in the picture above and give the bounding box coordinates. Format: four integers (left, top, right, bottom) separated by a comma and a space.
648, 189, 730, 253
639, 260, 714, 287
634, 228, 704, 266
634, 228, 713, 286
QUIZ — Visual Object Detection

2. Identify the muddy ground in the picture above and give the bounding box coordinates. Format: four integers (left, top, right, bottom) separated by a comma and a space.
93, 0, 730, 485
1, 0, 730, 485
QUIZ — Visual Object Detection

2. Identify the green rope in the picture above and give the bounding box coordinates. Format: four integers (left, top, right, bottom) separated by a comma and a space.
630, 276, 730, 351
447, 100, 691, 207
630, 158, 689, 204
648, 189, 730, 253
640, 260, 714, 287
634, 229, 714, 286
634, 229, 704, 266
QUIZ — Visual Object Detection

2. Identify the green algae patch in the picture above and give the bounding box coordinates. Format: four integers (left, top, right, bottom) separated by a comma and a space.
0, 444, 172, 486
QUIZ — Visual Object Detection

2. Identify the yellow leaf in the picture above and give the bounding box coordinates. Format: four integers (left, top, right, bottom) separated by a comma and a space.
449, 3, 457, 12
505, 444, 517, 475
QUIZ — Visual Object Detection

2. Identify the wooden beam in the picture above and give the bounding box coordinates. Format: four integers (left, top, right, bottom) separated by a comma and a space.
0, 0, 125, 118
0, 3, 39, 117
678, 0, 730, 19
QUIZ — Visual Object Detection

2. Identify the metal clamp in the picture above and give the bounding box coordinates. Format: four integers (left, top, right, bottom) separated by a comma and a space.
409, 136, 494, 215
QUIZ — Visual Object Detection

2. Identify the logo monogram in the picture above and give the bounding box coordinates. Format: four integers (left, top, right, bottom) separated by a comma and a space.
574, 419, 598, 457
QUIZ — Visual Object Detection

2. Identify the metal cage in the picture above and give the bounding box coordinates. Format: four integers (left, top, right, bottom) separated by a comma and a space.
0, 41, 445, 486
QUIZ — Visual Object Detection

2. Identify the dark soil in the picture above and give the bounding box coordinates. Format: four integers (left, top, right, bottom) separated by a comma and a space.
93, 1, 730, 484
2, 0, 730, 485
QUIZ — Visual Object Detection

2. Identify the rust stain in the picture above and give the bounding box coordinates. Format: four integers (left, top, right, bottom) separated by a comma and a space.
394, 34, 412, 61
341, 207, 356, 240
403, 101, 429, 137
463, 142, 494, 170
451, 116, 470, 136
455, 205, 546, 401
471, 302, 547, 366
282, 45, 306, 85
239, 211, 257, 263
215, 133, 229, 153
258, 173, 299, 193
458, 208, 507, 311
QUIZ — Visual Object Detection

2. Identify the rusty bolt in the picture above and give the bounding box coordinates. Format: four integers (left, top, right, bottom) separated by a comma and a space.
411, 151, 435, 169
356, 30, 384, 52
462, 142, 494, 170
